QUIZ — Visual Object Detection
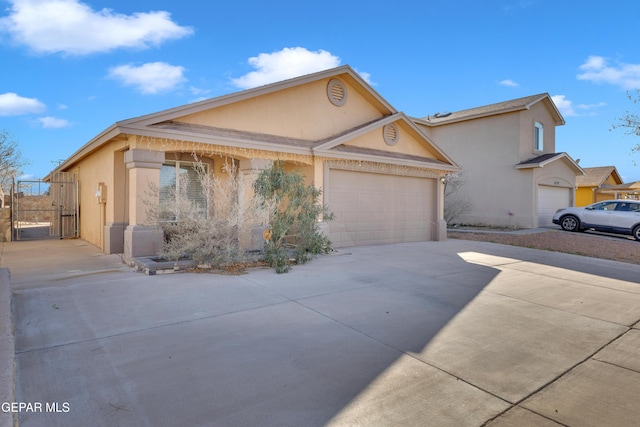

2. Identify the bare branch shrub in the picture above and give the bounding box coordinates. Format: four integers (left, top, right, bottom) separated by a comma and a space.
145, 156, 271, 267
443, 171, 473, 225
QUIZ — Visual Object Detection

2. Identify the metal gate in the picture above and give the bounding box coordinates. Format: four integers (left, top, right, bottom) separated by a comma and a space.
12, 171, 79, 241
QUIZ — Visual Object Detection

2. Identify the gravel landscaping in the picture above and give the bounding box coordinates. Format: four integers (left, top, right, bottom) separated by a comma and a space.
448, 229, 640, 266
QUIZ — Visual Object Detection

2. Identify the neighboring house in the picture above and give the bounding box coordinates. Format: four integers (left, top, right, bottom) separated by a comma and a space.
575, 166, 623, 206
597, 180, 640, 201
413, 93, 584, 228
48, 66, 459, 259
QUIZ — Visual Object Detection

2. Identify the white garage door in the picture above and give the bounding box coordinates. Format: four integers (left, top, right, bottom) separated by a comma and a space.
538, 185, 571, 227
326, 169, 436, 247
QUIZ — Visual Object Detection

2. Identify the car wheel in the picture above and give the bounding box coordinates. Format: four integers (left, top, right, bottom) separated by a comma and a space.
560, 215, 580, 232
633, 225, 640, 241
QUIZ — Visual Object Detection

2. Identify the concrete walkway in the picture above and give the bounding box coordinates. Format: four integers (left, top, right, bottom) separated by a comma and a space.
2, 238, 640, 426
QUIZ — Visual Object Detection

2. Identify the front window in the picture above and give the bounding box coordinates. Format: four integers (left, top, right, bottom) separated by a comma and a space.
534, 121, 544, 151
159, 160, 207, 221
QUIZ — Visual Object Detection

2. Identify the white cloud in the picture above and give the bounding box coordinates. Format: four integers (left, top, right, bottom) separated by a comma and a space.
231, 47, 343, 89
499, 79, 519, 87
108, 62, 187, 94
576, 101, 607, 111
0, 92, 46, 116
0, 0, 193, 55
37, 116, 69, 128
551, 95, 577, 117
355, 69, 374, 85
577, 55, 640, 89
552, 95, 607, 118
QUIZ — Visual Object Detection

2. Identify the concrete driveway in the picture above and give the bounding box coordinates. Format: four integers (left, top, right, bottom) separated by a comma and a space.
3, 238, 640, 426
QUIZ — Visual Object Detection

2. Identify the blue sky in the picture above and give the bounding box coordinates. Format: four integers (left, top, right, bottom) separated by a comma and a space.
1, 0, 640, 182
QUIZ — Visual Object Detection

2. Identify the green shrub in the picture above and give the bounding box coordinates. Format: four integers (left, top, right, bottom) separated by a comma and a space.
254, 161, 334, 273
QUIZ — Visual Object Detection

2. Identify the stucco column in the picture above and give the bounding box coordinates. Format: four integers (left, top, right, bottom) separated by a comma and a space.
123, 149, 165, 261
238, 159, 271, 250
436, 175, 447, 241
313, 158, 329, 238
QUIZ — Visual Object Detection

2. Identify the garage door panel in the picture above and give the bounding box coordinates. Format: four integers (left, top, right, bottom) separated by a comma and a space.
328, 169, 435, 247
538, 186, 571, 227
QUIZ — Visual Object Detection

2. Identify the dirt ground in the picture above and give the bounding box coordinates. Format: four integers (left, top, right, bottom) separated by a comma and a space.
448, 229, 640, 266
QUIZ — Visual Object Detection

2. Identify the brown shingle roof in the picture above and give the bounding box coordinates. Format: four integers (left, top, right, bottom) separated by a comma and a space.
517, 153, 563, 166
421, 93, 551, 125
515, 152, 584, 175
151, 121, 317, 148
576, 166, 621, 187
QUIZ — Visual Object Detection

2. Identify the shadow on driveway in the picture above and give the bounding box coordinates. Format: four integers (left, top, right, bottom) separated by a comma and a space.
4, 239, 640, 426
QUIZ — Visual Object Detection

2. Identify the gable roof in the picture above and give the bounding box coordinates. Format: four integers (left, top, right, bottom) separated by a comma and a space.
575, 166, 623, 187
52, 65, 459, 174
515, 152, 584, 175
120, 65, 396, 128
313, 112, 458, 169
415, 93, 565, 127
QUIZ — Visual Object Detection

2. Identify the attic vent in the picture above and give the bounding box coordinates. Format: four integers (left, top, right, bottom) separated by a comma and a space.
383, 123, 399, 146
327, 79, 347, 107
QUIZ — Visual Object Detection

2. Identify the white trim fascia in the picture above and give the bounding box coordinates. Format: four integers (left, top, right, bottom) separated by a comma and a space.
516, 153, 584, 175
531, 95, 565, 126
314, 113, 460, 169
401, 114, 460, 168
52, 124, 122, 173
314, 148, 460, 172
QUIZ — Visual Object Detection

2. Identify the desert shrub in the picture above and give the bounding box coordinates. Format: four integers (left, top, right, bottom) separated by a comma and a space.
253, 161, 334, 273
145, 157, 269, 267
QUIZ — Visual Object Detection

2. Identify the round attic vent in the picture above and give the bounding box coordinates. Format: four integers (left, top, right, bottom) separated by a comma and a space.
327, 79, 347, 107
383, 123, 399, 146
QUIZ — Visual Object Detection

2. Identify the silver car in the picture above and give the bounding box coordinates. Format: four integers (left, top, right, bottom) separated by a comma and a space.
552, 200, 640, 240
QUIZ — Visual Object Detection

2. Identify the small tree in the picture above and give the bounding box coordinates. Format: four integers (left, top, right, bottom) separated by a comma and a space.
443, 171, 473, 225
253, 161, 334, 273
612, 89, 640, 158
0, 130, 30, 202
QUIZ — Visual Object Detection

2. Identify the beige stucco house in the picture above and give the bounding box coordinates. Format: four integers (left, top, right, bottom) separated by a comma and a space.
49, 66, 459, 259
413, 94, 584, 228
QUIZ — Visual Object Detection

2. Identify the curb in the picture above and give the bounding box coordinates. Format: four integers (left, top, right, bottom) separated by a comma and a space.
447, 227, 557, 235
0, 268, 16, 427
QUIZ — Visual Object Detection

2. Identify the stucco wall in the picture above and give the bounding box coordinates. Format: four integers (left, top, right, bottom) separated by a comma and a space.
178, 79, 384, 141
419, 104, 570, 227
426, 113, 532, 226
344, 122, 441, 160
66, 140, 125, 249
518, 101, 557, 159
